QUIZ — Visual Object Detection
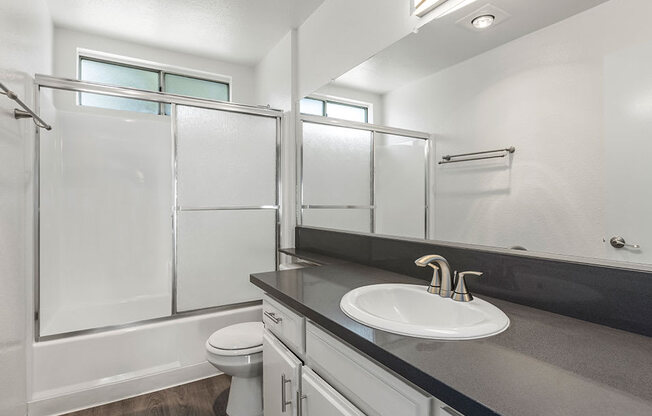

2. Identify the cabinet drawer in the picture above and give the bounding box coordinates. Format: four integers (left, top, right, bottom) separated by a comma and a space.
301, 366, 365, 416
306, 322, 432, 416
263, 294, 305, 356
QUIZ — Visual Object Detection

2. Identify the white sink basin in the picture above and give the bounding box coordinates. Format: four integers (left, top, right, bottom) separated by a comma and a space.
340, 284, 510, 340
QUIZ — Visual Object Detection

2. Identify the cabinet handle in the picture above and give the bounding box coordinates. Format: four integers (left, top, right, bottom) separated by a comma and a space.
281, 374, 292, 412
296, 390, 307, 416
264, 311, 282, 324
441, 406, 464, 416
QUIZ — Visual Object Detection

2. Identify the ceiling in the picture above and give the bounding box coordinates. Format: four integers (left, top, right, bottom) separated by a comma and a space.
46, 0, 324, 66
333, 0, 611, 94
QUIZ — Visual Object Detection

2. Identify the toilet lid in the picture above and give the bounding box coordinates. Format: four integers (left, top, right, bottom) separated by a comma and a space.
208, 322, 264, 350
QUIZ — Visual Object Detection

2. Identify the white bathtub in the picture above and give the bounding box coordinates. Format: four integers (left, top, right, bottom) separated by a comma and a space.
28, 304, 261, 416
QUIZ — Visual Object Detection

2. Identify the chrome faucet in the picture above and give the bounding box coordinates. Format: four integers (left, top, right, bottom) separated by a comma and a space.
414, 255, 454, 297
415, 255, 483, 301
451, 271, 483, 302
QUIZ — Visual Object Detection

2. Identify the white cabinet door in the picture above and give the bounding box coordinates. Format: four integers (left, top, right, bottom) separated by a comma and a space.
300, 367, 365, 416
264, 330, 302, 416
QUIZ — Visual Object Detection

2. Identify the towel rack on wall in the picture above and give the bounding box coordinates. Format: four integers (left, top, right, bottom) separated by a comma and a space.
439, 146, 515, 164
0, 81, 52, 130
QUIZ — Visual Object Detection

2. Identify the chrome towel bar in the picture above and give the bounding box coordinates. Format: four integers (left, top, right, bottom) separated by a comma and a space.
439, 146, 515, 164
0, 81, 51, 130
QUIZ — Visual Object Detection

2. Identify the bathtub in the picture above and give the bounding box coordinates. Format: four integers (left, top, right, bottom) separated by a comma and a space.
28, 304, 261, 416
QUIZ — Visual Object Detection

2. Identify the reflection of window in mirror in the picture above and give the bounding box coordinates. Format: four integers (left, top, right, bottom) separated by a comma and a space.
412, 0, 477, 18
299, 96, 369, 123
412, 0, 447, 17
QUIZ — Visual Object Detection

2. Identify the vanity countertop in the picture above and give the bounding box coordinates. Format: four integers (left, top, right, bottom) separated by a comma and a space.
251, 262, 652, 416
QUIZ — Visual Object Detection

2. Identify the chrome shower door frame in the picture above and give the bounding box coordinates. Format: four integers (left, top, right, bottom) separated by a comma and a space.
297, 114, 431, 238
33, 75, 283, 341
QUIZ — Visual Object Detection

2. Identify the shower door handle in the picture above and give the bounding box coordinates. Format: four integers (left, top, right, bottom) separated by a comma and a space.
281, 374, 292, 412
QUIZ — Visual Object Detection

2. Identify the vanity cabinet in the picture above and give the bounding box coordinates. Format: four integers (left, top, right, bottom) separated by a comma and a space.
262, 294, 464, 416
263, 296, 306, 358
263, 331, 365, 416
301, 366, 366, 416
305, 322, 433, 416
263, 330, 302, 416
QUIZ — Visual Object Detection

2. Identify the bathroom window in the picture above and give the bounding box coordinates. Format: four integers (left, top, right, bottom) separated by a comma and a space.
78, 55, 230, 115
300, 97, 369, 123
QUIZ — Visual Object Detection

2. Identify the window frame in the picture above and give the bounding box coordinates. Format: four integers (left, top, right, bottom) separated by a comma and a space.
76, 48, 232, 114
300, 95, 371, 123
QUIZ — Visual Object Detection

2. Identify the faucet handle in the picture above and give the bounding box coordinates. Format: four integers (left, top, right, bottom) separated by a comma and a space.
451, 271, 483, 302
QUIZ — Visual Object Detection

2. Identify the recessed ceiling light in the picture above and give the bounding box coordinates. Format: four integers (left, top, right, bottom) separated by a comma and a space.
471, 14, 495, 29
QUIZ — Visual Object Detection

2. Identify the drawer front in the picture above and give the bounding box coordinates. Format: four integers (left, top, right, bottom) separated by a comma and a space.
263, 295, 305, 356
306, 322, 432, 416
301, 366, 366, 416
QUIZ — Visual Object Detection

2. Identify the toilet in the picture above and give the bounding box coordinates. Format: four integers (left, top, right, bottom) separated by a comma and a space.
206, 321, 264, 416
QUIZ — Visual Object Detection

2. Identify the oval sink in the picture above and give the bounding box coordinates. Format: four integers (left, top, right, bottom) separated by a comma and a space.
340, 284, 509, 340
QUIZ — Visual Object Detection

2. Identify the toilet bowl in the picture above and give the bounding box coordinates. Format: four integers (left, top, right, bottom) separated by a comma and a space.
206, 321, 264, 416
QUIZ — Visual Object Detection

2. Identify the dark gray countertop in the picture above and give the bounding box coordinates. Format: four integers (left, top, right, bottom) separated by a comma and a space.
251, 262, 652, 416
278, 247, 347, 265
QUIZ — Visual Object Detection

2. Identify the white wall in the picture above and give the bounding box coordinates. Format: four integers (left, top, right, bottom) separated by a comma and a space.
255, 31, 294, 111
383, 0, 652, 263
297, 0, 418, 97
0, 1, 52, 415
53, 27, 257, 105
0, 3, 52, 74
254, 30, 299, 255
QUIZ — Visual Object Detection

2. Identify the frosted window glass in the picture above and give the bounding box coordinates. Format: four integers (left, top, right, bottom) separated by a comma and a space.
39, 89, 173, 336
163, 74, 229, 115
300, 98, 325, 116
374, 134, 427, 238
302, 122, 371, 205
302, 209, 371, 233
176, 106, 277, 207
79, 59, 159, 114
326, 101, 368, 123
165, 74, 229, 101
176, 210, 276, 311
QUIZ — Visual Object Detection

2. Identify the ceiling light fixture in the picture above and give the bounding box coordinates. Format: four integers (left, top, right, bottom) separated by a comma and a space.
471, 14, 495, 29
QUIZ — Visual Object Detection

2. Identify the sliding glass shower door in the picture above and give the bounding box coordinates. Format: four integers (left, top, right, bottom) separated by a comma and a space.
299, 116, 429, 239
174, 105, 278, 312
39, 88, 174, 337
37, 77, 280, 339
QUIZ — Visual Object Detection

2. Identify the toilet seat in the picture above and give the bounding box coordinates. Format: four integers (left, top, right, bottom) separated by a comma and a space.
207, 321, 263, 356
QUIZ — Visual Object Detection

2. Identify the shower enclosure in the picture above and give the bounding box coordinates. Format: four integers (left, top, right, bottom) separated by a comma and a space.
34, 75, 281, 340
297, 115, 430, 239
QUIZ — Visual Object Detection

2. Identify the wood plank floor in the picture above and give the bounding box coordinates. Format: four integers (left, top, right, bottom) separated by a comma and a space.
64, 375, 231, 416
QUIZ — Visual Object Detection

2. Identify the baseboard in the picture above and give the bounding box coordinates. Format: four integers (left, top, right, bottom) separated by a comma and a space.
28, 362, 221, 416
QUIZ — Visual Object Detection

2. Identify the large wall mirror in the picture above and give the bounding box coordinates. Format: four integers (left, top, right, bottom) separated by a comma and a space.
298, 0, 652, 268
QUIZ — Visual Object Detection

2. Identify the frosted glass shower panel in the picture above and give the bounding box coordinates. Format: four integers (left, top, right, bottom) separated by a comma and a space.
176, 106, 277, 207
374, 134, 427, 238
302, 123, 371, 205
302, 209, 371, 233
39, 89, 173, 337
176, 210, 276, 311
